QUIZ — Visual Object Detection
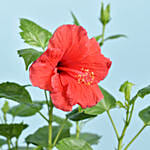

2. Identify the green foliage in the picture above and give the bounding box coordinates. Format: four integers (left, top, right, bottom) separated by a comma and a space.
1, 101, 9, 114
66, 108, 96, 121
100, 2, 111, 25
1, 101, 10, 122
8, 102, 43, 117
19, 18, 52, 49
104, 34, 127, 41
72, 133, 101, 145
0, 82, 32, 104
0, 123, 28, 139
83, 86, 116, 115
137, 85, 150, 98
94, 35, 102, 41
116, 101, 126, 109
53, 115, 72, 128
139, 106, 150, 125
56, 137, 93, 150
18, 48, 43, 70
0, 138, 7, 147
25, 126, 70, 147
119, 81, 134, 101
71, 12, 80, 26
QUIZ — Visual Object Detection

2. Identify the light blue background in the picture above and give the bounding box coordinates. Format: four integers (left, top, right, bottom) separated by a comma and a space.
0, 0, 150, 149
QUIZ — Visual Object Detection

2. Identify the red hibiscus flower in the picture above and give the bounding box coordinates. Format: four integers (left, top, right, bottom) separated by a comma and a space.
29, 25, 111, 111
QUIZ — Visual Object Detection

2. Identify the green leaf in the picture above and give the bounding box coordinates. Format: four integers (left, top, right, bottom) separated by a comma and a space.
18, 48, 43, 70
83, 86, 116, 115
100, 2, 111, 25
66, 108, 96, 121
0, 138, 7, 147
116, 101, 126, 109
0, 123, 28, 139
119, 81, 134, 101
0, 82, 32, 104
53, 115, 72, 128
56, 137, 93, 150
25, 126, 70, 147
137, 85, 150, 98
71, 12, 80, 26
94, 35, 102, 41
8, 102, 43, 117
11, 147, 35, 150
1, 101, 9, 114
19, 18, 52, 49
139, 106, 150, 125
104, 34, 127, 41
72, 133, 101, 145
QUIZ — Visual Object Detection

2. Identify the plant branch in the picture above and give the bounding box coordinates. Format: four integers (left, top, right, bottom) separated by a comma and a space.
37, 111, 49, 123
100, 24, 106, 46
106, 110, 119, 140
53, 118, 68, 146
76, 121, 80, 138
48, 97, 53, 150
124, 125, 146, 150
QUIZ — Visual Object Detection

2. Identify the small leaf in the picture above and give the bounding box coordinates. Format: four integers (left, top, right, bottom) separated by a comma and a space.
137, 85, 150, 98
0, 82, 32, 104
25, 126, 70, 147
1, 101, 9, 114
119, 81, 134, 101
53, 115, 72, 128
83, 86, 116, 115
116, 101, 126, 109
8, 102, 43, 117
0, 138, 7, 147
72, 133, 101, 145
66, 108, 96, 121
94, 35, 102, 41
18, 49, 43, 70
104, 34, 127, 41
56, 137, 93, 150
71, 12, 80, 26
19, 18, 52, 49
0, 123, 28, 139
139, 106, 150, 125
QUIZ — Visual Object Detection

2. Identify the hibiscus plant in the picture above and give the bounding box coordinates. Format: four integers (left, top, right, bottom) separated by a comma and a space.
0, 2, 150, 150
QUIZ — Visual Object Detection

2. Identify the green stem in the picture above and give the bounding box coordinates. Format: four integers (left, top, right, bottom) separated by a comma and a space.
7, 139, 11, 150
48, 99, 53, 150
53, 118, 68, 146
15, 138, 18, 150
106, 110, 119, 140
124, 125, 146, 150
44, 90, 50, 111
118, 106, 130, 150
37, 111, 49, 123
118, 101, 136, 150
100, 24, 106, 46
76, 121, 80, 138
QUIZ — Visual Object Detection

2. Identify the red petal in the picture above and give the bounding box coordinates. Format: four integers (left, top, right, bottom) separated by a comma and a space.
67, 38, 112, 83
50, 72, 73, 111
29, 48, 63, 91
50, 73, 103, 111
48, 25, 89, 64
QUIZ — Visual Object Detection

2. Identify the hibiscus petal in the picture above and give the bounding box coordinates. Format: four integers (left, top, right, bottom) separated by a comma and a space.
48, 24, 89, 65
29, 48, 63, 91
50, 72, 73, 111
68, 38, 112, 84
50, 73, 103, 111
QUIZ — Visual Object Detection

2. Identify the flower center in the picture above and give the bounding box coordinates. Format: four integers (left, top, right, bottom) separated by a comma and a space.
57, 66, 95, 85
